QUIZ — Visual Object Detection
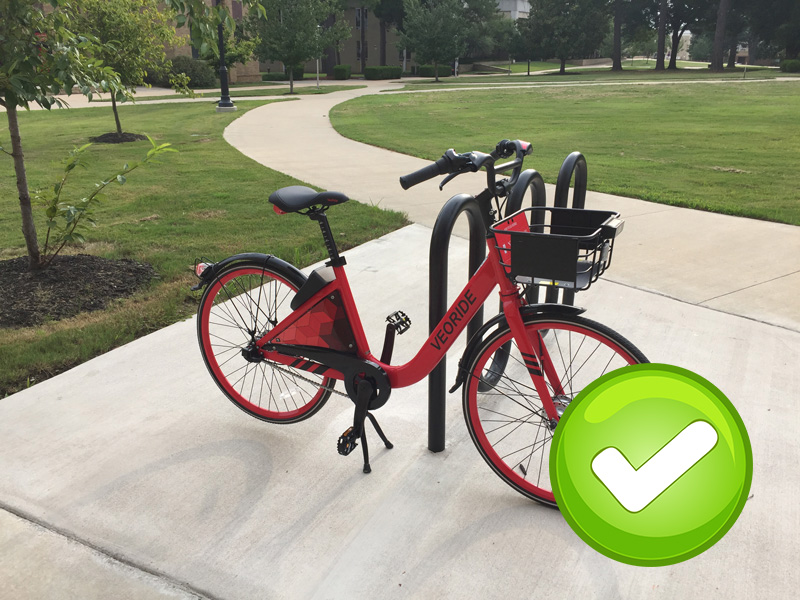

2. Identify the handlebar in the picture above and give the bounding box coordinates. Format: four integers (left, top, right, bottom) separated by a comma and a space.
398, 139, 532, 191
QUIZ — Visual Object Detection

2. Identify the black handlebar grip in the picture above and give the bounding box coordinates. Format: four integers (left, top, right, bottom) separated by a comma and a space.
399, 156, 449, 190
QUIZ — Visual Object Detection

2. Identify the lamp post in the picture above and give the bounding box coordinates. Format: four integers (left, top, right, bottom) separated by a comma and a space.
215, 0, 236, 112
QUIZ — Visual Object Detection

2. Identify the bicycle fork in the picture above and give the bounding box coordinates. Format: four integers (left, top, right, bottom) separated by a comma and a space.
501, 291, 565, 427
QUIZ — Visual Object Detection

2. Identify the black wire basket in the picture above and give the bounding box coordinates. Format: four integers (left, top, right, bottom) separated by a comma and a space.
491, 207, 624, 292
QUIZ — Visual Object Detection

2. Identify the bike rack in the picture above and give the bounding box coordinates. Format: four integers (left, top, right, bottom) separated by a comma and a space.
426, 153, 587, 452
428, 193, 486, 452
550, 152, 587, 304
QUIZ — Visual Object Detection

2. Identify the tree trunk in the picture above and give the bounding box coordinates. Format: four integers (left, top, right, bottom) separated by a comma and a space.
612, 0, 622, 71
668, 29, 681, 69
656, 0, 667, 71
434, 60, 439, 82
360, 6, 366, 73
379, 19, 387, 66
111, 94, 123, 136
527, 59, 530, 76
747, 33, 758, 65
6, 105, 42, 270
289, 67, 294, 94
727, 37, 738, 68
560, 58, 566, 74
711, 0, 731, 72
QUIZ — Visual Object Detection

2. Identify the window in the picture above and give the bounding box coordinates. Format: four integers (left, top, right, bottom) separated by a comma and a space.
356, 7, 368, 30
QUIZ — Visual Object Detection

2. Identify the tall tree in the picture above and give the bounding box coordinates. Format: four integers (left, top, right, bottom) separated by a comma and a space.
247, 0, 350, 93
75, 0, 188, 138
744, 0, 800, 60
400, 0, 468, 82
666, 1, 712, 69
711, 0, 732, 71
368, 0, 405, 66
655, 0, 668, 70
1, 0, 125, 270
526, 0, 609, 75
463, 0, 505, 59
612, 0, 624, 70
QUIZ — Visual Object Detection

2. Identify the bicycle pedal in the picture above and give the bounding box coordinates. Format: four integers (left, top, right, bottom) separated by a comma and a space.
386, 310, 411, 335
337, 427, 359, 456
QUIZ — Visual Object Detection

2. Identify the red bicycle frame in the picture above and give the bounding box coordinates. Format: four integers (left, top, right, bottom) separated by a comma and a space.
259, 232, 565, 421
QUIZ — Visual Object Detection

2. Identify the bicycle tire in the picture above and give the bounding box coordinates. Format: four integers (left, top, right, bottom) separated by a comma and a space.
462, 313, 648, 506
197, 259, 333, 423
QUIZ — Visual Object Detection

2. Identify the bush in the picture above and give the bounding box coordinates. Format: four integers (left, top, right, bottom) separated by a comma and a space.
171, 55, 217, 88
780, 59, 800, 73
418, 64, 451, 78
363, 65, 402, 80
333, 64, 351, 80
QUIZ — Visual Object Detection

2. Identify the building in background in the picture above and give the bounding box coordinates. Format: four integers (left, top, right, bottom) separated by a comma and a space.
497, 0, 528, 20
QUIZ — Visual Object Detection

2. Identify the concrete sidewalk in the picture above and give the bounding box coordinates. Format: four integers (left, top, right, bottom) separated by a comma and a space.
2, 80, 799, 599
2, 226, 798, 599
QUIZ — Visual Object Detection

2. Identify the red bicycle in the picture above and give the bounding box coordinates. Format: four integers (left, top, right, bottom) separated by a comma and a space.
193, 140, 648, 506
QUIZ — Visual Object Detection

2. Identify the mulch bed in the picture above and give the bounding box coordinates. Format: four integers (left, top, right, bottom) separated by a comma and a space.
0, 254, 158, 329
89, 132, 148, 144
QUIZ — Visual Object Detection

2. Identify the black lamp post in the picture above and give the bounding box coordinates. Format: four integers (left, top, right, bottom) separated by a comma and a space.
215, 0, 236, 112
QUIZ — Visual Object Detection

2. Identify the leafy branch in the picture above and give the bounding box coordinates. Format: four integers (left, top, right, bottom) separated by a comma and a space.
36, 136, 177, 266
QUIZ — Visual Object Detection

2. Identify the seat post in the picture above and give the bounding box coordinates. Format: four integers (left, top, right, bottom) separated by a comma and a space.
309, 211, 346, 267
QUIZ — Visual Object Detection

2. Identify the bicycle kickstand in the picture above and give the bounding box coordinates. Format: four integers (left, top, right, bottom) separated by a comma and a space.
337, 378, 393, 474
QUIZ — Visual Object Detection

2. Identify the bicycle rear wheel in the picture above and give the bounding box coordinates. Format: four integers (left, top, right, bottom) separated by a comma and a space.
462, 313, 647, 506
197, 260, 333, 423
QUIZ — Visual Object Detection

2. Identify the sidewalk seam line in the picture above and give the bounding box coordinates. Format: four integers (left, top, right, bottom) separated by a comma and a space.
697, 269, 800, 304
0, 502, 222, 600
604, 278, 800, 334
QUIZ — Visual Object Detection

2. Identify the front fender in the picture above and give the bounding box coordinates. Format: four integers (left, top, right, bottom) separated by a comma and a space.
449, 303, 585, 394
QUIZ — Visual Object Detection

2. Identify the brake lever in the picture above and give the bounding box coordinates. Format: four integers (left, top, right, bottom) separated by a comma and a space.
439, 172, 460, 190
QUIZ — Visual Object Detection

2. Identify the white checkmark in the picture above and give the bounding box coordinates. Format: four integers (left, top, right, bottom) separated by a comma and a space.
591, 420, 718, 513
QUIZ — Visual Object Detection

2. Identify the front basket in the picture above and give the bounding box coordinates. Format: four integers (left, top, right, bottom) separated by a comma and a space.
491, 206, 624, 292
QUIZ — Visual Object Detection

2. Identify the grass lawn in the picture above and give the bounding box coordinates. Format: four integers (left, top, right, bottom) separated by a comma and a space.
97, 85, 366, 103
331, 80, 800, 225
397, 64, 783, 89
0, 101, 408, 396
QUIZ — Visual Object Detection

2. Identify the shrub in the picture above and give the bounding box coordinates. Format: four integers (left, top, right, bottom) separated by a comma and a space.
333, 64, 351, 80
171, 55, 217, 88
780, 59, 800, 73
418, 64, 451, 78
363, 65, 403, 80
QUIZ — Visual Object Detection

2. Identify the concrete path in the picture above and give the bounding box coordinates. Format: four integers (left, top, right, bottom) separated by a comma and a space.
2, 79, 799, 599
225, 79, 800, 332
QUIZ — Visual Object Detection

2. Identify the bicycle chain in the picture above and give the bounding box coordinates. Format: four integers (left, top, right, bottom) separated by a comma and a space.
268, 360, 349, 398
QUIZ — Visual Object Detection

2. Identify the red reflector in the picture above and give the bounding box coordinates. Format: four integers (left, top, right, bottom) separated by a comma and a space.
196, 262, 212, 277
273, 205, 286, 215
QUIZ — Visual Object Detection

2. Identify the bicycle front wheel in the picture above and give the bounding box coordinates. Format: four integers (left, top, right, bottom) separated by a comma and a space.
463, 313, 648, 506
197, 260, 333, 424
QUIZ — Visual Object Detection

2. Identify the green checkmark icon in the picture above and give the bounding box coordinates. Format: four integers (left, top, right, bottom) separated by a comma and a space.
550, 364, 753, 567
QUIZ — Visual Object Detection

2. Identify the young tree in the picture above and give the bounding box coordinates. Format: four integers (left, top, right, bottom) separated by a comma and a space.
400, 0, 468, 82
526, 0, 609, 74
74, 0, 189, 138
665, 1, 713, 69
247, 0, 350, 93
513, 17, 540, 74
1, 0, 125, 270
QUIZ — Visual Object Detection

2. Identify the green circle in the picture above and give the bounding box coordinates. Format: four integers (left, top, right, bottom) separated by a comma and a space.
550, 363, 753, 566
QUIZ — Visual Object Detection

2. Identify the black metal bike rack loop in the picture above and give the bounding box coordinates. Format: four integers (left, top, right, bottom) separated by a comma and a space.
428, 193, 486, 452
550, 152, 588, 304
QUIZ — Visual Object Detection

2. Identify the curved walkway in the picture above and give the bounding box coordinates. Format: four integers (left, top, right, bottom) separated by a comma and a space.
224, 79, 800, 332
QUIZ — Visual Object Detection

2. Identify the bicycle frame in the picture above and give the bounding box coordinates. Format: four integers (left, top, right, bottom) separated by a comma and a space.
259, 232, 565, 421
